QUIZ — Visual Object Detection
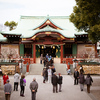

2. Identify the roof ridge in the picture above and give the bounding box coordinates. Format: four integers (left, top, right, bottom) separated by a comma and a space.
20, 15, 69, 19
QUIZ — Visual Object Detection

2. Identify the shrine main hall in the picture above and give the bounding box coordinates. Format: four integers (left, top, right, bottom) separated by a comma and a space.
0, 15, 96, 63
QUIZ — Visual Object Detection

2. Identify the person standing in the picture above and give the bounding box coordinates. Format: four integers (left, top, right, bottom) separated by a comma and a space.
47, 66, 52, 83
48, 56, 51, 62
51, 72, 58, 93
80, 65, 84, 74
3, 73, 9, 85
30, 78, 38, 100
58, 73, 63, 92
14, 72, 20, 91
85, 74, 93, 93
0, 66, 3, 76
42, 67, 47, 83
46, 54, 49, 59
79, 71, 85, 91
51, 65, 56, 75
40, 54, 43, 64
4, 79, 12, 100
20, 75, 26, 97
74, 68, 79, 85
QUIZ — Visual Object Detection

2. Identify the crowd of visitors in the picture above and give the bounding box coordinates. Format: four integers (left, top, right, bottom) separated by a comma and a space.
41, 54, 63, 93
40, 53, 54, 66
0, 55, 94, 100
74, 65, 93, 93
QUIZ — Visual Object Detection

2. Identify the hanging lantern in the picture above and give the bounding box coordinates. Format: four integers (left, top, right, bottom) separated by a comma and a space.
42, 46, 44, 49
53, 46, 55, 49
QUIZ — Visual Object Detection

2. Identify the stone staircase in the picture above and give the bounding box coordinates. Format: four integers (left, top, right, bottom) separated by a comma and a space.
29, 63, 67, 75
29, 64, 44, 75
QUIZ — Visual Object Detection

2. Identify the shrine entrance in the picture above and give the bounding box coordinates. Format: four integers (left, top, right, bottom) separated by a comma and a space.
40, 46, 56, 57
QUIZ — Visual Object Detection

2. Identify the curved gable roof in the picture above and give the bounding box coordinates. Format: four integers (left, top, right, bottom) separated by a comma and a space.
1, 15, 87, 39
33, 15, 63, 30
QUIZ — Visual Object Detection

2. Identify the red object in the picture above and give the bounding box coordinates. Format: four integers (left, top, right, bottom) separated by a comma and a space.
3, 75, 9, 85
67, 63, 70, 69
61, 45, 63, 63
33, 44, 36, 63
26, 64, 29, 72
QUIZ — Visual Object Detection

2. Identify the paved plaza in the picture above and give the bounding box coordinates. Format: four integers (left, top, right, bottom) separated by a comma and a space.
1, 75, 100, 100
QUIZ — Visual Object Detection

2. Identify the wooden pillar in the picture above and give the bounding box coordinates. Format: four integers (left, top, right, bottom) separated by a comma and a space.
0, 43, 1, 53
33, 44, 36, 63
60, 45, 63, 63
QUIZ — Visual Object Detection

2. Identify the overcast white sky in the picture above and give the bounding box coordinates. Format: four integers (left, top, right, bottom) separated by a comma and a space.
0, 0, 76, 24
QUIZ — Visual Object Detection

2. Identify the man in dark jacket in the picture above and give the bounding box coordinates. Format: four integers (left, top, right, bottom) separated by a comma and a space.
51, 72, 58, 93
30, 78, 38, 100
4, 79, 12, 100
74, 68, 79, 85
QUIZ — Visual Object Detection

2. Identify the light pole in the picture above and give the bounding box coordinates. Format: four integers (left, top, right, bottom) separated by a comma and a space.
19, 56, 24, 75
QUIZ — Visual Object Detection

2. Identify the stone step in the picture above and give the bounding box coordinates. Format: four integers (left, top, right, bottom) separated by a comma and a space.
29, 64, 44, 75
29, 64, 67, 75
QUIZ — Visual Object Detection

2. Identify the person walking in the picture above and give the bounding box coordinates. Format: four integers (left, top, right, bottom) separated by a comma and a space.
79, 71, 85, 91
85, 74, 93, 93
30, 78, 38, 100
4, 79, 12, 100
51, 72, 58, 93
42, 67, 47, 83
47, 66, 52, 83
45, 67, 48, 82
3, 73, 9, 85
74, 68, 79, 85
14, 72, 20, 91
58, 73, 63, 92
20, 75, 26, 97
43, 57, 46, 67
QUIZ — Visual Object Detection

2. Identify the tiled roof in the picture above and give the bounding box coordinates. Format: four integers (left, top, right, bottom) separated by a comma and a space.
1, 15, 87, 39
0, 32, 7, 42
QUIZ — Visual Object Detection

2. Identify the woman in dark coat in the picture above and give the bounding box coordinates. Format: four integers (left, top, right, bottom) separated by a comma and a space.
79, 71, 85, 91
58, 73, 63, 92
85, 74, 93, 93
20, 75, 25, 97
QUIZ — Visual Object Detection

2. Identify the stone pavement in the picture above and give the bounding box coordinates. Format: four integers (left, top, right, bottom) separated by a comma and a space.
0, 75, 99, 100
